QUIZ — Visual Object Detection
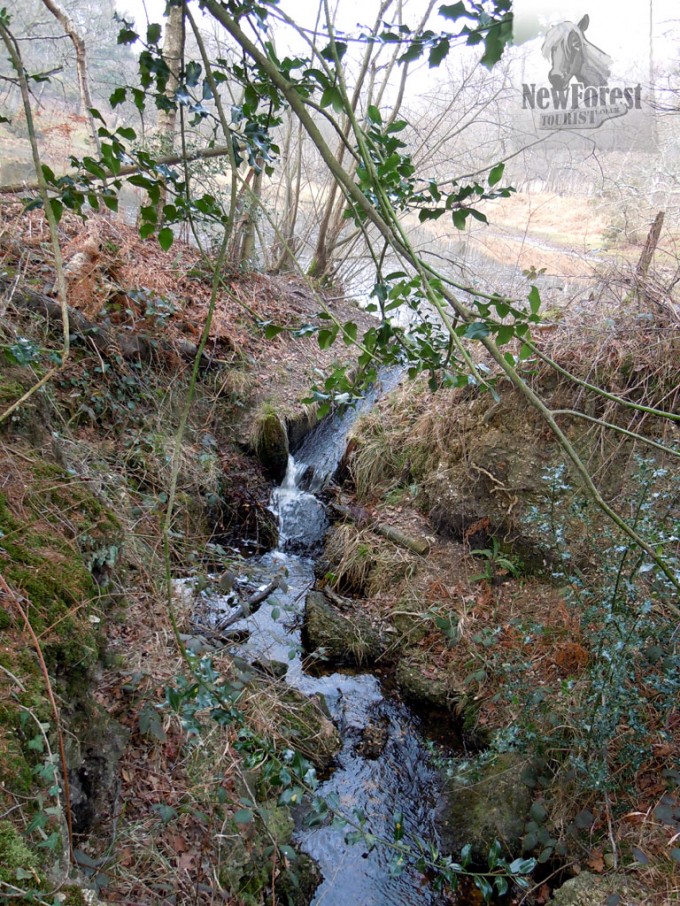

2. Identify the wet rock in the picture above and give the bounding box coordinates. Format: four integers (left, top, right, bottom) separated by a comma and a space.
253, 657, 288, 678
355, 716, 389, 759
550, 871, 646, 905
253, 408, 289, 483
438, 753, 533, 861
303, 591, 385, 666
218, 799, 316, 904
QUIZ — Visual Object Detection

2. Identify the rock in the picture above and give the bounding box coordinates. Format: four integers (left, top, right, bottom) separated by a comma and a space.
303, 591, 385, 666
395, 653, 463, 711
438, 753, 533, 861
242, 680, 341, 771
550, 871, 647, 905
253, 408, 289, 483
253, 657, 288, 678
356, 716, 389, 759
216, 569, 236, 594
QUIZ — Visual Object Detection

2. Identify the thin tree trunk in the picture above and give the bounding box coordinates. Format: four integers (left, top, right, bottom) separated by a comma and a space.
155, 3, 184, 224
239, 161, 263, 266
39, 0, 101, 156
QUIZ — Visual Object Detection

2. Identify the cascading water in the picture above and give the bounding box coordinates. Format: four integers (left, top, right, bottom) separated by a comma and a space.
213, 372, 447, 903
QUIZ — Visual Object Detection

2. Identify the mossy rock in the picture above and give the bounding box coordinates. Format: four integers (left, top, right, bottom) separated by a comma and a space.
243, 678, 340, 772
219, 800, 316, 905
0, 820, 43, 889
0, 491, 100, 678
438, 753, 533, 861
395, 653, 462, 711
303, 591, 385, 667
550, 871, 647, 905
254, 407, 289, 483
0, 477, 117, 678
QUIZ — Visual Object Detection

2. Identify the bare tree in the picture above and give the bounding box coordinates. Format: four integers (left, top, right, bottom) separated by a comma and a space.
39, 0, 101, 154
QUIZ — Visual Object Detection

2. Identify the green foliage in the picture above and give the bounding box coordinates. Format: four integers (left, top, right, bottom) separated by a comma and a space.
0, 819, 42, 891
470, 538, 522, 584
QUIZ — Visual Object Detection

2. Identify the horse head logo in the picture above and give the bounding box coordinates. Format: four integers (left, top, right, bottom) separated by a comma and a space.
541, 14, 612, 89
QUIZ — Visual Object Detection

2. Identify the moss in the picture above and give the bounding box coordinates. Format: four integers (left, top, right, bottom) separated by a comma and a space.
218, 801, 314, 905
438, 753, 533, 860
253, 405, 289, 482
61, 886, 89, 905
0, 820, 42, 887
0, 490, 101, 676
303, 591, 385, 667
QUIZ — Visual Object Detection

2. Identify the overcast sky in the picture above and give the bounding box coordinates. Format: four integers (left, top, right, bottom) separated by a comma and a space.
114, 0, 679, 80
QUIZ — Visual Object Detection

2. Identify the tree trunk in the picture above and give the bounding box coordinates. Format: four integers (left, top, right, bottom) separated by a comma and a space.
39, 0, 101, 156
155, 3, 184, 224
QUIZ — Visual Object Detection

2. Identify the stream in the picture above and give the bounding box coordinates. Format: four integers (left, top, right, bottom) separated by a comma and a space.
209, 371, 449, 905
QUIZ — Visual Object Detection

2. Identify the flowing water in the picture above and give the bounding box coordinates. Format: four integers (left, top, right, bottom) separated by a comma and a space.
210, 372, 449, 904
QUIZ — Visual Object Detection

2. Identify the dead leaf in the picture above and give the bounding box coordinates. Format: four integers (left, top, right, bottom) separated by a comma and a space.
587, 849, 605, 873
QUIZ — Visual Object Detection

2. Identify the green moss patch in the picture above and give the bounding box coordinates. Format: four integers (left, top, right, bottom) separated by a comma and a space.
0, 820, 43, 890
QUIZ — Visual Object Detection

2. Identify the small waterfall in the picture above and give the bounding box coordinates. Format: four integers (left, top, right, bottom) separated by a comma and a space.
209, 367, 445, 904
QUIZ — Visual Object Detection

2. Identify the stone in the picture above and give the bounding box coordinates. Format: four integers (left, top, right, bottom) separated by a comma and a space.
550, 871, 647, 905
395, 654, 457, 709
438, 753, 533, 861
254, 409, 289, 483
303, 591, 385, 666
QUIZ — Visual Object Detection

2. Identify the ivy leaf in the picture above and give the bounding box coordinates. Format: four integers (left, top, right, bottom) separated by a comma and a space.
147, 23, 162, 45
158, 227, 174, 251
234, 808, 253, 825
480, 18, 513, 69
116, 125, 136, 141
117, 27, 139, 45
139, 704, 166, 741
263, 323, 283, 339
320, 41, 347, 62
186, 60, 202, 88
399, 40, 425, 64
488, 162, 504, 186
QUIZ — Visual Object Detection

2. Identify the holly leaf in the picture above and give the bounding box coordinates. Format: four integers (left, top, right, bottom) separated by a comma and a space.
429, 38, 450, 68
488, 162, 504, 186
158, 227, 174, 251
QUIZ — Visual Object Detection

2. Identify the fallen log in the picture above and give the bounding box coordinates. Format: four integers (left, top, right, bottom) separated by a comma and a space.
1, 277, 209, 368
329, 502, 430, 556
215, 576, 285, 631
